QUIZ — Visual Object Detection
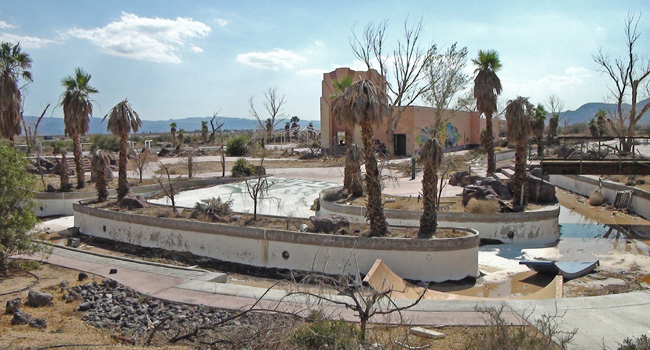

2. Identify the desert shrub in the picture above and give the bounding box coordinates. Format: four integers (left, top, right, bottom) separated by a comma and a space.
618, 335, 650, 350
90, 134, 120, 152
466, 198, 500, 214
154, 134, 173, 143
291, 311, 359, 350
468, 306, 575, 350
192, 197, 233, 221
321, 188, 345, 202
43, 139, 74, 154
226, 135, 249, 156
232, 158, 253, 177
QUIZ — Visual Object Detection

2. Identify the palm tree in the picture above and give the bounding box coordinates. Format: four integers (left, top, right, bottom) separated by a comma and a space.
103, 99, 142, 200
177, 129, 185, 146
595, 109, 607, 137
0, 42, 32, 145
331, 75, 363, 196
58, 149, 71, 192
201, 121, 208, 144
531, 104, 547, 157
588, 118, 598, 137
505, 96, 533, 211
472, 50, 502, 176
419, 137, 443, 238
546, 114, 559, 144
61, 67, 98, 189
332, 79, 388, 236
91, 149, 111, 202
170, 122, 177, 144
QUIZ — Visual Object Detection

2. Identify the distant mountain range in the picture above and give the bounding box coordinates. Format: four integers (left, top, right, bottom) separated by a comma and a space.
22, 115, 321, 136
559, 98, 650, 125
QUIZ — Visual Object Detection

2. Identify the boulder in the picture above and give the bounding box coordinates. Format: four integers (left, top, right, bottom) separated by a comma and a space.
158, 147, 171, 157
38, 158, 55, 170
478, 178, 512, 200
526, 175, 556, 203
27, 290, 53, 307
5, 298, 22, 314
462, 186, 498, 206
589, 190, 605, 206
29, 318, 47, 329
67, 237, 81, 248
118, 194, 148, 210
78, 272, 89, 281
309, 214, 350, 234
449, 171, 469, 186
46, 184, 57, 193
11, 310, 30, 325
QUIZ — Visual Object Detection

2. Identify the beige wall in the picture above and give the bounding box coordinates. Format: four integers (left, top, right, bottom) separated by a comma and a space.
321, 67, 500, 156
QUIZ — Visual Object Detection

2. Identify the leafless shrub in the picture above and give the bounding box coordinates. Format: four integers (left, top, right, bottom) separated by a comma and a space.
466, 198, 500, 214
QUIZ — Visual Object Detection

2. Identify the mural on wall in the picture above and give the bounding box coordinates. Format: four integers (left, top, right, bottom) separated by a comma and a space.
416, 123, 461, 150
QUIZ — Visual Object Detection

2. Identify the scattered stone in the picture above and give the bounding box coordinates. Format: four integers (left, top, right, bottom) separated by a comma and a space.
6, 298, 22, 314
109, 269, 118, 275
46, 184, 57, 192
158, 148, 171, 157
108, 279, 118, 288
67, 237, 81, 248
27, 290, 53, 307
118, 194, 148, 210
59, 280, 69, 289
309, 214, 350, 234
12, 310, 31, 325
78, 272, 89, 281
29, 318, 47, 329
231, 215, 241, 222
589, 190, 605, 206
410, 326, 446, 339
299, 224, 309, 232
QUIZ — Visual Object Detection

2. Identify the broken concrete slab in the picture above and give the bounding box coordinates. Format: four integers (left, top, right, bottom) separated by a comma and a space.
410, 326, 446, 339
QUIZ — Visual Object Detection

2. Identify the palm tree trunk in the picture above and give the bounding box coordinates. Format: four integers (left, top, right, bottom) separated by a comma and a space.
344, 129, 363, 197
343, 129, 353, 192
361, 114, 387, 237
485, 112, 495, 176
73, 134, 85, 189
419, 164, 438, 238
117, 134, 129, 200
513, 141, 527, 210
60, 153, 70, 191
96, 161, 108, 202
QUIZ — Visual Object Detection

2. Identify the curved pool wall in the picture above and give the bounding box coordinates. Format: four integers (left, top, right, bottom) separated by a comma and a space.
34, 177, 248, 217
73, 202, 480, 282
318, 189, 560, 246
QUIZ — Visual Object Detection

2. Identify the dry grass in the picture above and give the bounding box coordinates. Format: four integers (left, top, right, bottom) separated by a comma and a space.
466, 198, 501, 214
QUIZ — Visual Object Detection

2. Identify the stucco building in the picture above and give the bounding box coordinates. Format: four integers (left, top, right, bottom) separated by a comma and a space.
320, 67, 500, 156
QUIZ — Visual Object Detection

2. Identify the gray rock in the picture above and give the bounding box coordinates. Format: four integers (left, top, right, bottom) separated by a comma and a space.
449, 171, 469, 186
12, 310, 31, 325
78, 302, 93, 311
478, 178, 512, 200
78, 272, 89, 281
27, 290, 53, 307
59, 280, 69, 289
462, 186, 499, 206
29, 318, 47, 329
46, 184, 57, 192
67, 237, 81, 248
6, 298, 22, 314
309, 214, 350, 234
299, 224, 309, 232
118, 194, 148, 210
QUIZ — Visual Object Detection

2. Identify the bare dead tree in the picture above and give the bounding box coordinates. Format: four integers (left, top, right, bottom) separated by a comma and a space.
454, 90, 477, 112
187, 154, 194, 179
593, 12, 650, 153
132, 148, 150, 183
154, 162, 182, 214
244, 152, 274, 221
21, 103, 49, 154
250, 88, 287, 148
351, 18, 436, 157
208, 111, 224, 145
424, 43, 471, 139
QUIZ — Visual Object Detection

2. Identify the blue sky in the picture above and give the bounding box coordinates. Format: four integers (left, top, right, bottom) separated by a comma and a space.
1, 1, 648, 123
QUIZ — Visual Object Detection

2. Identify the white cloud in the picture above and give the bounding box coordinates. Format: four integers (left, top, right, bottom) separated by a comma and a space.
0, 20, 15, 29
236, 49, 305, 70
216, 18, 229, 27
191, 46, 204, 53
0, 32, 56, 49
67, 12, 211, 63
314, 40, 324, 46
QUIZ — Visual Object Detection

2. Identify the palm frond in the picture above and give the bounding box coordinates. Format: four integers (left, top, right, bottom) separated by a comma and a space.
505, 96, 533, 142
104, 99, 142, 136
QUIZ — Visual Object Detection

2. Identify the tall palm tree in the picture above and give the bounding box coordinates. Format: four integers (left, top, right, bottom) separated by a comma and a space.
61, 67, 98, 189
332, 79, 389, 237
331, 75, 363, 196
201, 121, 208, 144
472, 50, 502, 176
0, 42, 32, 145
505, 96, 533, 211
531, 104, 547, 157
177, 129, 185, 146
103, 99, 142, 200
91, 149, 111, 202
595, 109, 607, 137
170, 122, 177, 145
588, 118, 598, 137
546, 114, 559, 144
418, 137, 443, 238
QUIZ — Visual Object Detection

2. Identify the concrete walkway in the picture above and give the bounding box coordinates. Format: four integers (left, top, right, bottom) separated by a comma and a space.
30, 243, 650, 350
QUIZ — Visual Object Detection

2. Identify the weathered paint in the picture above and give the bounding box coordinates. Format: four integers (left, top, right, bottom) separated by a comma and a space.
73, 203, 479, 282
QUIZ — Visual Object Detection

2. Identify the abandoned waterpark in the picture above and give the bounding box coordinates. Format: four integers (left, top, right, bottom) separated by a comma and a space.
2, 5, 650, 350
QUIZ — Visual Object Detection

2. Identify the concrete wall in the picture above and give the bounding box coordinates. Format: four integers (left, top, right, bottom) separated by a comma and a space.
34, 177, 247, 217
549, 175, 650, 220
318, 190, 560, 246
73, 203, 480, 282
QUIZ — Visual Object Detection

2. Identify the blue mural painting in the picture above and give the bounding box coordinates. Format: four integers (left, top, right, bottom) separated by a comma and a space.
416, 123, 461, 150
